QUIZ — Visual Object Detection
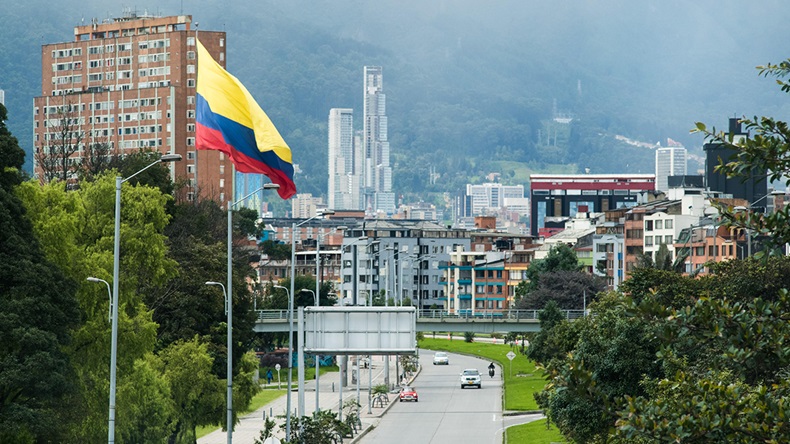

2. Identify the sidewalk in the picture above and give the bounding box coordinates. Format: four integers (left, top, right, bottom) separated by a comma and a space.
198, 355, 417, 443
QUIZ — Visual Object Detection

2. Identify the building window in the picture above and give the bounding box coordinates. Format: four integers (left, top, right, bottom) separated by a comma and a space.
187, 37, 195, 46
645, 236, 653, 246
645, 220, 653, 231
665, 235, 673, 244
186, 64, 195, 74
665, 219, 673, 229
219, 38, 224, 47
655, 220, 663, 229
187, 51, 195, 60
187, 78, 196, 87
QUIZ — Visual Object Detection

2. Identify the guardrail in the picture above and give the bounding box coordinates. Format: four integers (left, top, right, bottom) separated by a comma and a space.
256, 309, 584, 322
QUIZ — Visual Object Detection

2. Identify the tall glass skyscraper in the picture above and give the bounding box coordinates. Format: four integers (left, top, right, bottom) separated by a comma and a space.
328, 108, 363, 210
363, 66, 395, 215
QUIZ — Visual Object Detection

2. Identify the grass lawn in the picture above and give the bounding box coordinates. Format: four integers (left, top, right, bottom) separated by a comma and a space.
195, 387, 286, 438
506, 418, 566, 443
195, 365, 339, 439
419, 337, 546, 411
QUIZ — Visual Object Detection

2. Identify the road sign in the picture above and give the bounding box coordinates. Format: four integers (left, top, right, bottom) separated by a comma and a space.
506, 351, 516, 378
275, 364, 281, 371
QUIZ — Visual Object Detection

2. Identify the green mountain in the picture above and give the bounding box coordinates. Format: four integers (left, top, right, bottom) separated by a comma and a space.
3, 0, 790, 201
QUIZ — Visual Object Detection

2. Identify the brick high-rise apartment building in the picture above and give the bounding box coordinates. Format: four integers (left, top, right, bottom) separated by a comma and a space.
33, 12, 230, 202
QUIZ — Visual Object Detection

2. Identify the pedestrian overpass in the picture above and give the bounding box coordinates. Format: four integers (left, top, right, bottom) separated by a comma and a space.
254, 309, 584, 334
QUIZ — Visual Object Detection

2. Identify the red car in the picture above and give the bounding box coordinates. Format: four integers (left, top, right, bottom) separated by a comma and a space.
399, 386, 418, 402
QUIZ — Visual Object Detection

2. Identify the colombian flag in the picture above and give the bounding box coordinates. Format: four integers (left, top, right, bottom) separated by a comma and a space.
196, 39, 296, 199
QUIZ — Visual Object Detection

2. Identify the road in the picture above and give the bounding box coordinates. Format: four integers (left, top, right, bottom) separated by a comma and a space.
359, 351, 505, 444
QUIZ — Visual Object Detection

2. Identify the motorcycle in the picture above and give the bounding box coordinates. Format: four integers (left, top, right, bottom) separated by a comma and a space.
488, 366, 495, 378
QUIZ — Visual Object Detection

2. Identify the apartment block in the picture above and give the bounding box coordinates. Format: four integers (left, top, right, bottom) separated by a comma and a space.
33, 13, 231, 202
530, 174, 656, 237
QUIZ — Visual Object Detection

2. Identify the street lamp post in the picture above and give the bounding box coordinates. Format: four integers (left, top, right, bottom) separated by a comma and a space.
326, 290, 343, 421
414, 254, 435, 310
287, 210, 334, 435
108, 153, 180, 444
218, 183, 279, 444
87, 277, 112, 322
307, 226, 344, 416
204, 281, 229, 432
351, 237, 379, 306
382, 246, 395, 389
299, 288, 320, 416
734, 191, 784, 258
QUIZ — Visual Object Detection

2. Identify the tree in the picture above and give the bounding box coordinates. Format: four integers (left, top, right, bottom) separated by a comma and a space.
280, 409, 347, 444
538, 254, 790, 443
259, 239, 291, 261
16, 171, 178, 441
525, 300, 579, 368
114, 149, 176, 197
516, 270, 605, 310
157, 338, 224, 444
514, 280, 530, 302
116, 354, 174, 443
535, 292, 665, 444
616, 291, 790, 443
523, 243, 582, 294
80, 141, 117, 181
236, 206, 260, 237
0, 103, 80, 442
34, 99, 83, 185
693, 60, 790, 252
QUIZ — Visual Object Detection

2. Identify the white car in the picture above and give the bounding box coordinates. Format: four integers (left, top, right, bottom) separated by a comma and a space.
433, 352, 449, 365
460, 368, 482, 389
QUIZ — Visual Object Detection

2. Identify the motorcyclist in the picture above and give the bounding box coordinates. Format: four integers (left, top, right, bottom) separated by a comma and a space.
488, 362, 495, 378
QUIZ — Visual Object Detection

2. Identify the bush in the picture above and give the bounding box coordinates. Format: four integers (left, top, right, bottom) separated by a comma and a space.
258, 353, 287, 369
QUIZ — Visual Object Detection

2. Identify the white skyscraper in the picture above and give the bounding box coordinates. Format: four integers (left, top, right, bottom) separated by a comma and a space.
363, 66, 395, 215
327, 108, 363, 210
0, 89, 5, 105
655, 145, 687, 192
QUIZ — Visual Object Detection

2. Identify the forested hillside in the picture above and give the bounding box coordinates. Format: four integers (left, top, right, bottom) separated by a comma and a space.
3, 0, 790, 201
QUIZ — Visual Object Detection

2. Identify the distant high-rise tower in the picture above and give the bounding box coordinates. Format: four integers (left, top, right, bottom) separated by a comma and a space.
328, 108, 362, 210
363, 66, 394, 215
0, 89, 5, 105
33, 13, 234, 204
655, 145, 687, 192
704, 118, 767, 203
